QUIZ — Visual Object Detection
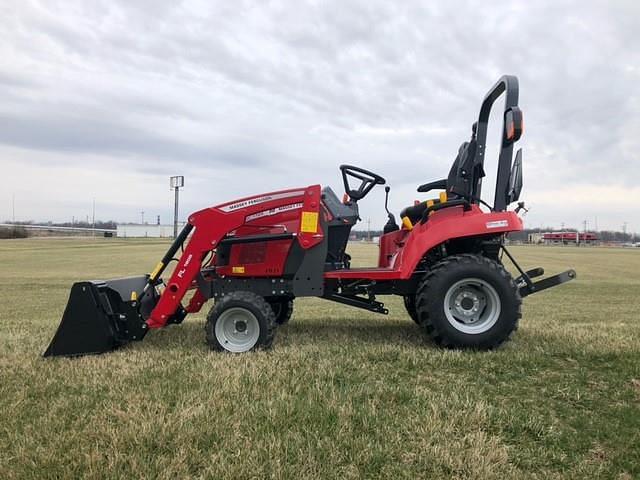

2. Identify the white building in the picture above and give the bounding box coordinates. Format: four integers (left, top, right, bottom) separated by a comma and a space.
116, 224, 182, 238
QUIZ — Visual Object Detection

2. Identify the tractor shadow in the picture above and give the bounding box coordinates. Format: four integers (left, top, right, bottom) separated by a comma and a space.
278, 318, 429, 348
135, 318, 430, 352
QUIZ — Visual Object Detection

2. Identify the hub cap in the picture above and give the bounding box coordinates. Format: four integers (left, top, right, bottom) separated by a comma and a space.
215, 307, 260, 352
443, 278, 501, 334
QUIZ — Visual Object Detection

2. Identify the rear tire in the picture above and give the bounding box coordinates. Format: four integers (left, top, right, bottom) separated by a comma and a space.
268, 298, 294, 325
415, 254, 521, 349
403, 295, 420, 324
205, 291, 276, 352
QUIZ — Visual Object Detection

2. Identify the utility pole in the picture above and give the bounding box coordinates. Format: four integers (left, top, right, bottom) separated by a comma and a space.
367, 218, 371, 242
140, 210, 145, 224
12, 193, 15, 224
622, 222, 628, 241
92, 198, 96, 237
170, 176, 184, 238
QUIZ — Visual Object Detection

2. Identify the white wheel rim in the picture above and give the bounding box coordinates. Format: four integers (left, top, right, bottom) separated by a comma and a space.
443, 278, 501, 334
215, 307, 260, 352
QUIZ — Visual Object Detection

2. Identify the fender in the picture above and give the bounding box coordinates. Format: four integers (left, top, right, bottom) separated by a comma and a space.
395, 205, 522, 279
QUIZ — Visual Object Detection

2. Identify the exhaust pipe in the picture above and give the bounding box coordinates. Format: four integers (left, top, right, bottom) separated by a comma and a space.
43, 276, 155, 357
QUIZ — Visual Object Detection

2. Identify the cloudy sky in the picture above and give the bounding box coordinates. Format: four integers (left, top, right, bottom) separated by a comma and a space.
1, 1, 638, 232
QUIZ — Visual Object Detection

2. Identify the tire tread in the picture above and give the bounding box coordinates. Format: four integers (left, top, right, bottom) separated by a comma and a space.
205, 291, 276, 351
415, 254, 521, 349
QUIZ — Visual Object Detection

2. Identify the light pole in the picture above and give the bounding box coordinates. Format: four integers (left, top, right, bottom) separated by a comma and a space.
170, 176, 184, 238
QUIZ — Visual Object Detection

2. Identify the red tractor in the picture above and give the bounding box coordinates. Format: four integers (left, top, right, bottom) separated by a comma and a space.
45, 75, 575, 357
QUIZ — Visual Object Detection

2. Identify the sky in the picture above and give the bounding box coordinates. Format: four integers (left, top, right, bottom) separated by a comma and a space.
1, 0, 638, 233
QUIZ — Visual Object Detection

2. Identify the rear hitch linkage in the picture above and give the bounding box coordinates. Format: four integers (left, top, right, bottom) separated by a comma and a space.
501, 245, 576, 298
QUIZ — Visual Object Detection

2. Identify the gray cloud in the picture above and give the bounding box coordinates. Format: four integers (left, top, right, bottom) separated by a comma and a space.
0, 0, 638, 231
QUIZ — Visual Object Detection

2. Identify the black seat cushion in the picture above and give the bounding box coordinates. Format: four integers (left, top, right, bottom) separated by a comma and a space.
399, 202, 429, 224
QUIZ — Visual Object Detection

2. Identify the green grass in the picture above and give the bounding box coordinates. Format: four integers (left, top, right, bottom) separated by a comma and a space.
0, 238, 639, 479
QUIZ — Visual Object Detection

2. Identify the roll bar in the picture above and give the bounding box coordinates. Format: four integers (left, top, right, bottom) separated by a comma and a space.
473, 75, 521, 212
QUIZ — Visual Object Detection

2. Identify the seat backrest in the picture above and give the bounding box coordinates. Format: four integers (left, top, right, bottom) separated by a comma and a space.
446, 129, 483, 200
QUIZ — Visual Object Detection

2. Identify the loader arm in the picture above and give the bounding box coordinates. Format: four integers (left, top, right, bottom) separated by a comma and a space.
146, 185, 323, 329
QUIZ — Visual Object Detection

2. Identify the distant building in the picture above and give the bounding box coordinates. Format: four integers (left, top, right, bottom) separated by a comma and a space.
528, 233, 544, 244
116, 224, 179, 238
543, 231, 598, 245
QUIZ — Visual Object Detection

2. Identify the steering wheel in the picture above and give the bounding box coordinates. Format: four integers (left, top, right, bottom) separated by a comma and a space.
339, 165, 386, 201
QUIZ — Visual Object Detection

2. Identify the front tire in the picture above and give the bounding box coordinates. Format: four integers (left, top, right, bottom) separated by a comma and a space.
205, 291, 276, 352
415, 254, 521, 349
268, 298, 294, 325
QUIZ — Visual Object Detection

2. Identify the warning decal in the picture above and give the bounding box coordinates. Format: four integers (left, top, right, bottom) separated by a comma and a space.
300, 211, 318, 233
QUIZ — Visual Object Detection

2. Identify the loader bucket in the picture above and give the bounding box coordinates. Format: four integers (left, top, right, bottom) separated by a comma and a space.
44, 276, 152, 357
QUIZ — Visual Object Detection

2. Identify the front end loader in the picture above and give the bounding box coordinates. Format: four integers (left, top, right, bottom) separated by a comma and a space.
45, 75, 576, 357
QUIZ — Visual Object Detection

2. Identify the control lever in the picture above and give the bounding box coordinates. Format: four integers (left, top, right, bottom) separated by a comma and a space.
384, 187, 392, 215
383, 186, 399, 233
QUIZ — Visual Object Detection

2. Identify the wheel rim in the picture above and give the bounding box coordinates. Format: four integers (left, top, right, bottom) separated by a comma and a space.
443, 278, 501, 334
214, 307, 260, 352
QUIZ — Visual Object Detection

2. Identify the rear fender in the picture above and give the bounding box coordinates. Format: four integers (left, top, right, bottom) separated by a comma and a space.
396, 205, 522, 279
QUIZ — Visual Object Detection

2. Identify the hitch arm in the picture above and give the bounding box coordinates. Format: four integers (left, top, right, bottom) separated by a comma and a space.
501, 245, 576, 298
519, 269, 576, 298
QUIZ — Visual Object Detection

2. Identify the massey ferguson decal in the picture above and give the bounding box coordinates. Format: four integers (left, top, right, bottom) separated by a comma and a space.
220, 190, 305, 212
245, 202, 304, 222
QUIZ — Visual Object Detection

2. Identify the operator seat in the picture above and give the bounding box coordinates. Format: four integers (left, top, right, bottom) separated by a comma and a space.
400, 126, 482, 226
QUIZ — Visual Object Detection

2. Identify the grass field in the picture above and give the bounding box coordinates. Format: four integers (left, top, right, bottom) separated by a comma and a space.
1, 238, 639, 479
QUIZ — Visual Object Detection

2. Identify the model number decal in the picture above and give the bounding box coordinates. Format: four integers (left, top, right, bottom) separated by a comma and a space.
486, 220, 509, 229
177, 253, 193, 278
245, 202, 304, 222
220, 190, 305, 212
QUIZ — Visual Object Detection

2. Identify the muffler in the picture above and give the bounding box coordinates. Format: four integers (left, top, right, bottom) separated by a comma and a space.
43, 276, 156, 357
